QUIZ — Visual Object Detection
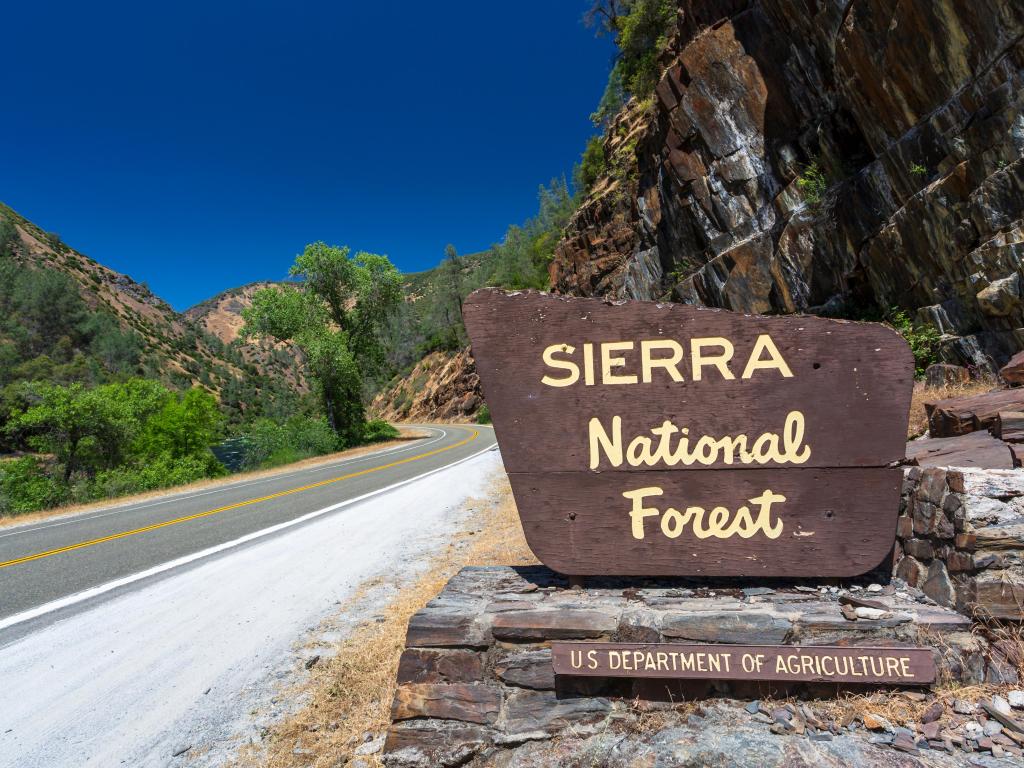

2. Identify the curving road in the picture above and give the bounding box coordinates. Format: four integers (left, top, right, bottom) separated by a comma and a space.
0, 424, 495, 638
0, 423, 501, 767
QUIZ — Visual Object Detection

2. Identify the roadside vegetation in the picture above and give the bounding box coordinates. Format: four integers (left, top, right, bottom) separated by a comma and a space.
0, 211, 403, 517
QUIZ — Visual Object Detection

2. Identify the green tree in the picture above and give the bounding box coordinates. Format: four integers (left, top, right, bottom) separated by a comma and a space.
7, 379, 167, 481
242, 242, 402, 445
134, 388, 223, 461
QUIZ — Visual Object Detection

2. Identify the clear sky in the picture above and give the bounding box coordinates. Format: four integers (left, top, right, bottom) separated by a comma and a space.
1, 1, 615, 310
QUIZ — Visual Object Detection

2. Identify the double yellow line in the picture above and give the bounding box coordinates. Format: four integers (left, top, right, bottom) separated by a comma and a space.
0, 428, 479, 570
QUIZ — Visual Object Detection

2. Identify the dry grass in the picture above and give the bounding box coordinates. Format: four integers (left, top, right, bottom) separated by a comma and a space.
907, 379, 996, 438
0, 429, 430, 530
230, 476, 537, 768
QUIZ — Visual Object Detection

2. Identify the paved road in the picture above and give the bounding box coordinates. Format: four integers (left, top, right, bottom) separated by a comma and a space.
0, 423, 495, 637
0, 424, 502, 768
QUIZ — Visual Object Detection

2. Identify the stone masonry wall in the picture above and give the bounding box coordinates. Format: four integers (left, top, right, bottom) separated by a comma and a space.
897, 465, 1024, 620
383, 567, 1015, 768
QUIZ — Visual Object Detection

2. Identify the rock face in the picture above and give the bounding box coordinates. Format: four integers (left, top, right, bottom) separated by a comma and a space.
551, 1, 1024, 374
370, 348, 482, 422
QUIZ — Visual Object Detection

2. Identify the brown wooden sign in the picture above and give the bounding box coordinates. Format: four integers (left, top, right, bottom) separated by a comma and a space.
463, 290, 914, 577
551, 642, 936, 685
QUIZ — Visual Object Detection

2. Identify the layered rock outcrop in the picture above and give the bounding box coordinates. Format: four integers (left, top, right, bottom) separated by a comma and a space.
370, 349, 482, 422
552, 0, 1024, 373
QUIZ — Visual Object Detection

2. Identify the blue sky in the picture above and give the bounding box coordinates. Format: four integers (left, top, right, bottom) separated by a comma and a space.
1, 2, 615, 309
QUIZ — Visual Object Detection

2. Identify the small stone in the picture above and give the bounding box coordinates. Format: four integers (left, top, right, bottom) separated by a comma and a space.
921, 701, 943, 723
854, 606, 890, 620
965, 721, 985, 740
862, 713, 892, 731
993, 744, 1005, 758
841, 604, 858, 621
810, 731, 833, 742
304, 655, 320, 670
745, 700, 760, 714
1009, 690, 1024, 709
893, 732, 918, 753
171, 744, 191, 757
992, 695, 1013, 717
867, 583, 884, 593
742, 587, 775, 597
921, 721, 941, 740
354, 734, 385, 755
984, 720, 1003, 736
954, 699, 976, 714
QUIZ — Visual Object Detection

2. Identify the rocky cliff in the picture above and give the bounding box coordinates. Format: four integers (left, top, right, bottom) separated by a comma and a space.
371, 349, 482, 423
552, 0, 1024, 374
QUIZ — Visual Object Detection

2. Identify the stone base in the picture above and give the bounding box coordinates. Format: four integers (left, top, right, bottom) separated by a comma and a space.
383, 566, 1015, 767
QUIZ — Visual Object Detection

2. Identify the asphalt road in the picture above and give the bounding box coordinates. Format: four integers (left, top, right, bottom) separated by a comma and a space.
0, 423, 495, 636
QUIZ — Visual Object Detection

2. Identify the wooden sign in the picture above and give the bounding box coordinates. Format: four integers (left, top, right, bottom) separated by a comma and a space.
551, 642, 936, 685
463, 290, 914, 577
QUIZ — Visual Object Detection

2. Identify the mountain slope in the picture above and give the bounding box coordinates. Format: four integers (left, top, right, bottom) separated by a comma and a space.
185, 283, 308, 392
0, 203, 302, 418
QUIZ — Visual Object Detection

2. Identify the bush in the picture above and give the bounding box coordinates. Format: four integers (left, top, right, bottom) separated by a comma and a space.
797, 162, 828, 208
476, 404, 492, 424
578, 136, 608, 193
616, 0, 675, 97
887, 310, 942, 377
0, 457, 67, 515
90, 452, 224, 499
363, 419, 400, 443
241, 416, 338, 469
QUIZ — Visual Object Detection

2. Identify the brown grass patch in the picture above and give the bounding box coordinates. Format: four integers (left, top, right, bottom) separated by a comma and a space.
230, 476, 537, 768
0, 429, 431, 530
907, 379, 997, 438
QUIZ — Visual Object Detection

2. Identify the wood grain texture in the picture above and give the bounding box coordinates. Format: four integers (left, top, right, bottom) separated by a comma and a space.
551, 642, 936, 685
508, 468, 902, 577
463, 290, 914, 577
464, 290, 914, 473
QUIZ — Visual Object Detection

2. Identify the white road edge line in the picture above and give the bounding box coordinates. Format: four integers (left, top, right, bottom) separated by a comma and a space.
0, 428, 450, 539
0, 438, 498, 634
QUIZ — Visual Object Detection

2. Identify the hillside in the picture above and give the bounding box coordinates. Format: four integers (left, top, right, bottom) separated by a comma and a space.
185, 282, 308, 392
370, 349, 480, 422
0, 203, 302, 422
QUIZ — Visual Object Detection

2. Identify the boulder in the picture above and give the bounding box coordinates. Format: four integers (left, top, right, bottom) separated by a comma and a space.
1001, 351, 1024, 386
926, 389, 1024, 437
925, 364, 970, 389
977, 274, 1023, 317
905, 432, 1016, 469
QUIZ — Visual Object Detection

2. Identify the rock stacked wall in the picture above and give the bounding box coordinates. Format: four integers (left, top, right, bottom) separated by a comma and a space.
383, 567, 1011, 768
552, 0, 1024, 374
897, 466, 1024, 620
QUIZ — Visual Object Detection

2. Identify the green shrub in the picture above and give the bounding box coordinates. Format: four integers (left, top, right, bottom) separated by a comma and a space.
797, 162, 828, 208
241, 416, 338, 469
578, 136, 608, 193
476, 404, 492, 424
90, 452, 224, 498
886, 309, 942, 377
363, 419, 399, 443
0, 457, 67, 515
909, 162, 928, 178
616, 0, 675, 97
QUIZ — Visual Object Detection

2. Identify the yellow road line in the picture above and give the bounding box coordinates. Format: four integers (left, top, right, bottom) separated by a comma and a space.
0, 428, 479, 570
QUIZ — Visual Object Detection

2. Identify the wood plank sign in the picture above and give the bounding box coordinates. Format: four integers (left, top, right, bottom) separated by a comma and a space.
463, 290, 915, 577
550, 642, 936, 685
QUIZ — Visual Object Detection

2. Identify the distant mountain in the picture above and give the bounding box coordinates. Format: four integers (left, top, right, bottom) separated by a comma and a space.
185, 282, 307, 392
0, 202, 303, 423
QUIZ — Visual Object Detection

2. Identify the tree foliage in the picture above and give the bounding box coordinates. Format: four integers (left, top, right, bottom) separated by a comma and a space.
242, 243, 402, 446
